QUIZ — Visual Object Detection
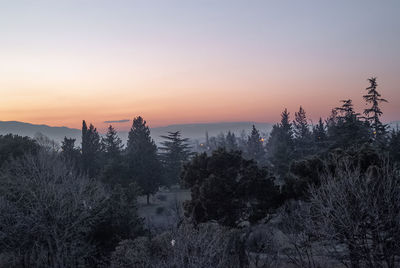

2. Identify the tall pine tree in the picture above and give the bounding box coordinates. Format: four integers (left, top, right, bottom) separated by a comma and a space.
266, 109, 294, 177
312, 118, 327, 153
327, 100, 371, 149
363, 77, 388, 140
100, 125, 125, 186
102, 125, 123, 160
225, 131, 238, 151
293, 106, 311, 140
246, 125, 266, 164
61, 137, 80, 167
293, 106, 312, 157
126, 116, 161, 204
81, 120, 102, 178
313, 118, 326, 142
159, 131, 192, 186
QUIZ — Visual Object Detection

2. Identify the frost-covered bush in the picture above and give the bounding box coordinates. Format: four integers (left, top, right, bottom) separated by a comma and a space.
0, 151, 112, 267
307, 159, 400, 267
111, 222, 247, 268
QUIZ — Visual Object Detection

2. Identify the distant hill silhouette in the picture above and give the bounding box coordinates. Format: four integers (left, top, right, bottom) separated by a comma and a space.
2, 120, 398, 146
0, 121, 81, 144
0, 121, 273, 145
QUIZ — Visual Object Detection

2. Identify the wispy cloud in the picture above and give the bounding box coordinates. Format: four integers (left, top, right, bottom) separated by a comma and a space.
104, 119, 130, 124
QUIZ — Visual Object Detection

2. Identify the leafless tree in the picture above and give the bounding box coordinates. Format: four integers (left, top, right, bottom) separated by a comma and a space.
307, 158, 400, 268
110, 222, 247, 268
279, 201, 322, 268
34, 132, 60, 152
0, 150, 109, 267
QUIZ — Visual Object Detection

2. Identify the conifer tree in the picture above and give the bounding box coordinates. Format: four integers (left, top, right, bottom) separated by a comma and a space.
293, 106, 311, 140
81, 120, 102, 178
102, 125, 123, 160
293, 106, 312, 157
335, 99, 356, 119
61, 137, 80, 166
216, 132, 226, 148
266, 109, 294, 177
312, 118, 327, 154
246, 125, 265, 163
100, 125, 125, 186
280, 108, 293, 137
225, 131, 238, 151
313, 118, 326, 142
126, 116, 161, 204
363, 77, 388, 139
159, 131, 191, 186
328, 100, 371, 148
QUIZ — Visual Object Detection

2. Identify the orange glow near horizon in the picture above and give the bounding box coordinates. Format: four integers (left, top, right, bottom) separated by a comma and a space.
1, 1, 399, 132
1, 74, 398, 133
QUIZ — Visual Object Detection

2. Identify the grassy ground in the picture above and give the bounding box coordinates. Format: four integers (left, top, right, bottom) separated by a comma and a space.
137, 186, 191, 231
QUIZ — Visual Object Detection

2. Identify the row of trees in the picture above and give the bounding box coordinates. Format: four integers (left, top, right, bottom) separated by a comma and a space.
61, 116, 191, 204
199, 78, 400, 177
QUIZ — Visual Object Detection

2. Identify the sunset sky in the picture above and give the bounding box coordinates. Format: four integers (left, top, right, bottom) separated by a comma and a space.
1, 0, 399, 132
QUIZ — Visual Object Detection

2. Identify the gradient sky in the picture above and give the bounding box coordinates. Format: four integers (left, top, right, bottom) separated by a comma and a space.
1, 0, 399, 131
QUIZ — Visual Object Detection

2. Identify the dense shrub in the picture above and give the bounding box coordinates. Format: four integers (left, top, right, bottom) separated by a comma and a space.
0, 134, 39, 167
181, 149, 281, 227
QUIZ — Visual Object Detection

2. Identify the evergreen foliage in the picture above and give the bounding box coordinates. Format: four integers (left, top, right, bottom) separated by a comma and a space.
327, 100, 371, 149
61, 137, 80, 167
363, 77, 388, 141
312, 118, 327, 152
0, 134, 39, 168
102, 125, 123, 160
225, 131, 238, 151
100, 125, 126, 187
266, 109, 294, 177
246, 125, 266, 164
159, 131, 192, 186
81, 120, 102, 178
293, 106, 312, 157
182, 148, 281, 227
126, 116, 161, 204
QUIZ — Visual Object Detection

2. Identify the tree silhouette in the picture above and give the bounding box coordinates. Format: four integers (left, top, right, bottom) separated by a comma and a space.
102, 125, 123, 160
266, 109, 294, 177
246, 125, 266, 164
328, 100, 371, 149
225, 131, 238, 151
363, 77, 388, 140
126, 116, 161, 204
182, 149, 280, 227
100, 125, 126, 187
81, 120, 102, 178
61, 137, 80, 167
159, 131, 192, 186
293, 106, 312, 157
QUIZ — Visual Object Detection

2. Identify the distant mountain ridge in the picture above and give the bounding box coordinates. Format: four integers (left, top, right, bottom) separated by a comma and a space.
2, 120, 399, 146
0, 121, 81, 143
0, 121, 274, 145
